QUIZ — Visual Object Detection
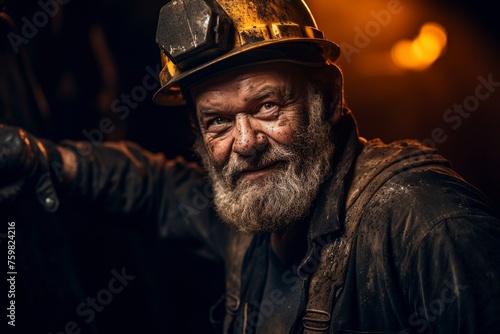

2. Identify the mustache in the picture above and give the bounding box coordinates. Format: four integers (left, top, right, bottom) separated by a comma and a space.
220, 145, 296, 186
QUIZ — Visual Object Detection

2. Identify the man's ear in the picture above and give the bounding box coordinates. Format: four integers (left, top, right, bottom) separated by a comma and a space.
326, 64, 344, 126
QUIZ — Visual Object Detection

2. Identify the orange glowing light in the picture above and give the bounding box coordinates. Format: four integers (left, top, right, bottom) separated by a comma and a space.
391, 22, 447, 71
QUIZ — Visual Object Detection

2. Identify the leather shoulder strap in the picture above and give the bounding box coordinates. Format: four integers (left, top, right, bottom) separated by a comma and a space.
223, 232, 253, 333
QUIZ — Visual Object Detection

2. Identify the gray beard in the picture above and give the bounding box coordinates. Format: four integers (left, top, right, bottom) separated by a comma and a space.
195, 89, 334, 234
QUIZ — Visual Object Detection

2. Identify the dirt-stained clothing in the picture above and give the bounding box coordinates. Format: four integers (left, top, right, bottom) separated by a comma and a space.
62, 112, 500, 333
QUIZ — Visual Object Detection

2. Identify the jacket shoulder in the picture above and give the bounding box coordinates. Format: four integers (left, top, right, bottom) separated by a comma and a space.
336, 138, 500, 332
348, 137, 499, 274
348, 138, 496, 223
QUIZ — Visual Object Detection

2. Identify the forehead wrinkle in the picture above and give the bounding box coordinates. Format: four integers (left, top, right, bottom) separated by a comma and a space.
196, 93, 228, 114
244, 80, 294, 103
198, 84, 289, 114
194, 68, 299, 113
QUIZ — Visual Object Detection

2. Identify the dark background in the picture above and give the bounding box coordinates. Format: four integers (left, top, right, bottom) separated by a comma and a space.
1, 0, 499, 333
309, 0, 500, 209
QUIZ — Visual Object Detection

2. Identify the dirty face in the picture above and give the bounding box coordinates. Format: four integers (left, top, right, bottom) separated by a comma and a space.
191, 63, 334, 234
192, 63, 306, 176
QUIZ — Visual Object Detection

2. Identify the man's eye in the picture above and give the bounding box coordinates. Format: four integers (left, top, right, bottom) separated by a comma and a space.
262, 102, 276, 110
212, 117, 228, 125
260, 102, 280, 115
205, 116, 231, 131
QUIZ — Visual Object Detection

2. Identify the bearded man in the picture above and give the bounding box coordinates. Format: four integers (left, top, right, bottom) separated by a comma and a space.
1, 0, 499, 333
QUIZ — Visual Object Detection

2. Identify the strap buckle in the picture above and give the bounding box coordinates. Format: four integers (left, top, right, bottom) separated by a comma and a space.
303, 309, 331, 331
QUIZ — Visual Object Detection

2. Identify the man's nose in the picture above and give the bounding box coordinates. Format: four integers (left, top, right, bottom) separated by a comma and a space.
232, 115, 268, 157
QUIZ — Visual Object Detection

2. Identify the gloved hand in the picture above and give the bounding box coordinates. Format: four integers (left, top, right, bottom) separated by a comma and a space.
0, 124, 60, 212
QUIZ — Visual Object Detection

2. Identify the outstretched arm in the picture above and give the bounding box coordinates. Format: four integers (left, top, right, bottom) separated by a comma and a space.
0, 124, 229, 260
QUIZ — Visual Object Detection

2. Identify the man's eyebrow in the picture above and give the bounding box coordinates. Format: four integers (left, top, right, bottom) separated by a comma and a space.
247, 83, 294, 102
196, 100, 223, 115
198, 108, 219, 116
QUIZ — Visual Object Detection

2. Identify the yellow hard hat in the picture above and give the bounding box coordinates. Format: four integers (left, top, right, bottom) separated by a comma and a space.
153, 0, 340, 106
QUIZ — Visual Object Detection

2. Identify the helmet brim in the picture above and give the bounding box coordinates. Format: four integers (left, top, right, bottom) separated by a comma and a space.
152, 38, 340, 106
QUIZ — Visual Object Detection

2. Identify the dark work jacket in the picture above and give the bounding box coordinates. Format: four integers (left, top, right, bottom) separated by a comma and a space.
62, 113, 500, 333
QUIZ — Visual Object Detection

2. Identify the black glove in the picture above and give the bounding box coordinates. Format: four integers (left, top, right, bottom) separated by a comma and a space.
0, 124, 61, 212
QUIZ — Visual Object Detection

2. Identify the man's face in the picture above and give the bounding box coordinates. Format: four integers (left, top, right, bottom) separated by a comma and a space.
191, 63, 334, 234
